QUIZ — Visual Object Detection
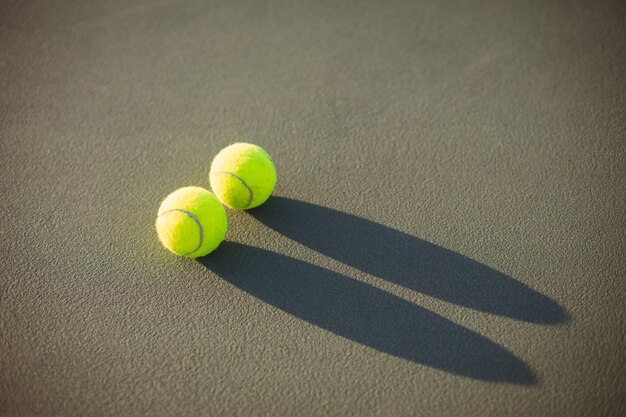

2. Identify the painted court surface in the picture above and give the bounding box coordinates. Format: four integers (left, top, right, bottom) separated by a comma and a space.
1, 0, 624, 416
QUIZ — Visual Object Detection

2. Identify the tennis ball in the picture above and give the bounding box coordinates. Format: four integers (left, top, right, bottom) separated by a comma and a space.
209, 143, 276, 210
155, 186, 227, 258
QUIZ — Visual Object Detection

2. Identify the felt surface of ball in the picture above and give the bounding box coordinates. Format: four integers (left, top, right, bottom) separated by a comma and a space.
209, 143, 277, 210
155, 186, 227, 258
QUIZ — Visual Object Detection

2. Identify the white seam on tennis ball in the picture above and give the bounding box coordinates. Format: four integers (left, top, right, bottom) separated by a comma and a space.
157, 209, 204, 256
258, 148, 273, 164
210, 171, 253, 208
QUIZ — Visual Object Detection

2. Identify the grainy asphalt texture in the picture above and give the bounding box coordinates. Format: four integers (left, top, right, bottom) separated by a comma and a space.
1, 0, 625, 416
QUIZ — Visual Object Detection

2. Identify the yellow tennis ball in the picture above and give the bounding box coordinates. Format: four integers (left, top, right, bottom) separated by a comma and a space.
209, 143, 277, 210
155, 186, 227, 258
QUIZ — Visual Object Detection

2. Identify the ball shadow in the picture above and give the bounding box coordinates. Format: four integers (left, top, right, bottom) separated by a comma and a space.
250, 197, 568, 325
199, 242, 536, 384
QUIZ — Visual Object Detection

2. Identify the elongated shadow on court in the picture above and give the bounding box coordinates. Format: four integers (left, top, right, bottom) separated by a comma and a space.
199, 243, 536, 384
251, 197, 568, 325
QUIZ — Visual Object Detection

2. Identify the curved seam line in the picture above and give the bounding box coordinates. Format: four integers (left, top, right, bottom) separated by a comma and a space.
211, 171, 253, 208
157, 209, 204, 256
258, 148, 273, 164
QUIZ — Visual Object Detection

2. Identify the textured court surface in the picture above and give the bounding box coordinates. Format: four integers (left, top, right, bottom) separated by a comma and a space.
1, 1, 625, 416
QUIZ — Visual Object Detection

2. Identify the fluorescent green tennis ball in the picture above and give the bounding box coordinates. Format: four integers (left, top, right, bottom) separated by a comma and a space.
209, 143, 277, 210
155, 186, 227, 258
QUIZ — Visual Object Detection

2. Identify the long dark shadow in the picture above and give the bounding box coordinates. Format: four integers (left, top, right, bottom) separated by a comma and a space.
199, 242, 536, 384
251, 197, 568, 324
